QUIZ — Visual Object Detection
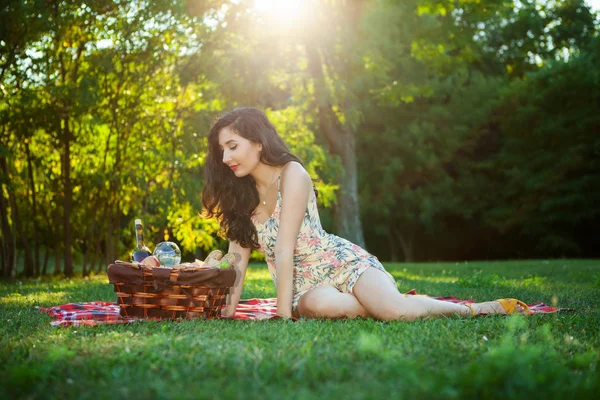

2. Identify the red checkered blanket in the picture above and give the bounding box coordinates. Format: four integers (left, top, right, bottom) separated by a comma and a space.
37, 289, 571, 327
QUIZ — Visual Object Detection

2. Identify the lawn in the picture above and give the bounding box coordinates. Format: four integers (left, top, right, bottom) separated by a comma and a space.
1, 259, 599, 399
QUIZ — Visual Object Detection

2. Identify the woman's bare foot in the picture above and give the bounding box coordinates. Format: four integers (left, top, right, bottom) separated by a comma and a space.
471, 300, 529, 315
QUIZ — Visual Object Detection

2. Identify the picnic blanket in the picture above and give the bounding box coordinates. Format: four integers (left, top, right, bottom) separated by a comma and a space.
38, 289, 571, 327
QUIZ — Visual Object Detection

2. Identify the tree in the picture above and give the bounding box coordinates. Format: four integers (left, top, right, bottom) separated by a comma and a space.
358, 0, 598, 260
0, 0, 53, 277
481, 38, 600, 256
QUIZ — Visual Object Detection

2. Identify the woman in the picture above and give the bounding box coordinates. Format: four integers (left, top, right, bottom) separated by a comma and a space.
202, 107, 529, 320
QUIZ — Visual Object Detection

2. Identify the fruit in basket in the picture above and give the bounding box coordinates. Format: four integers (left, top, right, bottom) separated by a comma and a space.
153, 241, 182, 267
141, 255, 160, 268
220, 252, 240, 268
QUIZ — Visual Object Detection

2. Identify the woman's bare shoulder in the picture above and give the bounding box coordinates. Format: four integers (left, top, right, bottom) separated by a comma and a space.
281, 161, 311, 184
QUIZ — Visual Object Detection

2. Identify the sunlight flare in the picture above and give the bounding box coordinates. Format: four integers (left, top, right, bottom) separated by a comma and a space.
253, 0, 309, 24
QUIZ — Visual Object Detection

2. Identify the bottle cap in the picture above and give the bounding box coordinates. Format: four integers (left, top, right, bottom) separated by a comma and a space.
135, 219, 142, 225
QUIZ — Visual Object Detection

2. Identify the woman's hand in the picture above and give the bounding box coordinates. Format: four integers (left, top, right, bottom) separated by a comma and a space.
222, 305, 237, 318
276, 311, 293, 319
222, 241, 251, 319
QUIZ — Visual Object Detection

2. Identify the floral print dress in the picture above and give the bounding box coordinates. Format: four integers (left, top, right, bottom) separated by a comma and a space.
251, 179, 397, 310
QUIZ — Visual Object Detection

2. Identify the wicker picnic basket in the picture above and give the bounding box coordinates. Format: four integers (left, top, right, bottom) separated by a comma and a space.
107, 251, 238, 320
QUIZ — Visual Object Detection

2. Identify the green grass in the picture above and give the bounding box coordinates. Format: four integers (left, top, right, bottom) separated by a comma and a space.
1, 259, 599, 400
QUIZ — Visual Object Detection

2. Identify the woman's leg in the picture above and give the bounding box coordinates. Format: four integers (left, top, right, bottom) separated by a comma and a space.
352, 267, 473, 321
352, 268, 528, 321
297, 285, 371, 319
296, 268, 528, 321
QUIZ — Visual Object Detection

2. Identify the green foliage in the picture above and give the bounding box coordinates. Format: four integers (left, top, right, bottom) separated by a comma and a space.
356, 0, 599, 260
461, 38, 600, 256
1, 0, 600, 277
266, 107, 342, 208
1, 0, 351, 273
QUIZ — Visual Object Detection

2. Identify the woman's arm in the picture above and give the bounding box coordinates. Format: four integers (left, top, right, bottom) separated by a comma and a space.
222, 240, 251, 317
275, 162, 313, 319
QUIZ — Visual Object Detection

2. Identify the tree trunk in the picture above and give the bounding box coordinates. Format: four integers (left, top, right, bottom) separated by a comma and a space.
53, 205, 62, 276
82, 223, 94, 277
388, 233, 399, 262
305, 43, 366, 248
0, 160, 15, 278
1, 156, 34, 276
91, 237, 101, 275
82, 242, 88, 277
39, 202, 55, 276
62, 118, 74, 277
94, 213, 105, 273
55, 32, 85, 278
397, 232, 414, 262
25, 142, 40, 276
54, 244, 61, 276
105, 216, 115, 265
11, 189, 34, 276
333, 136, 365, 248
42, 245, 50, 276
114, 203, 121, 262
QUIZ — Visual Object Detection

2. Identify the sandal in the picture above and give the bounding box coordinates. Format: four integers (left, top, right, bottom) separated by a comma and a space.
464, 303, 477, 316
495, 298, 531, 315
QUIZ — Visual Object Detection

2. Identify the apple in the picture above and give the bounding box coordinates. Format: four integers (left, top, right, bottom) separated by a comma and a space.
141, 255, 160, 268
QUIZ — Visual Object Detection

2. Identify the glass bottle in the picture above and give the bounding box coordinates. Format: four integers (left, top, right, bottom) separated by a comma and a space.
131, 218, 152, 262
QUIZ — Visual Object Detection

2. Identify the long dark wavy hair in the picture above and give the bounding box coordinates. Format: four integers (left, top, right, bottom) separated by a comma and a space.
202, 107, 303, 249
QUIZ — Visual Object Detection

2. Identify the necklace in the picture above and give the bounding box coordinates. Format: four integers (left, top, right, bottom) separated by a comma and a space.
259, 168, 279, 206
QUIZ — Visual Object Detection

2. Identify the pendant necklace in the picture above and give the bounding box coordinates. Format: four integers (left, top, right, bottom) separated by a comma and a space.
260, 168, 279, 206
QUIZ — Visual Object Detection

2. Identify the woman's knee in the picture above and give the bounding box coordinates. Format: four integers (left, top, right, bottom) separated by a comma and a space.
372, 304, 403, 321
372, 300, 422, 321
